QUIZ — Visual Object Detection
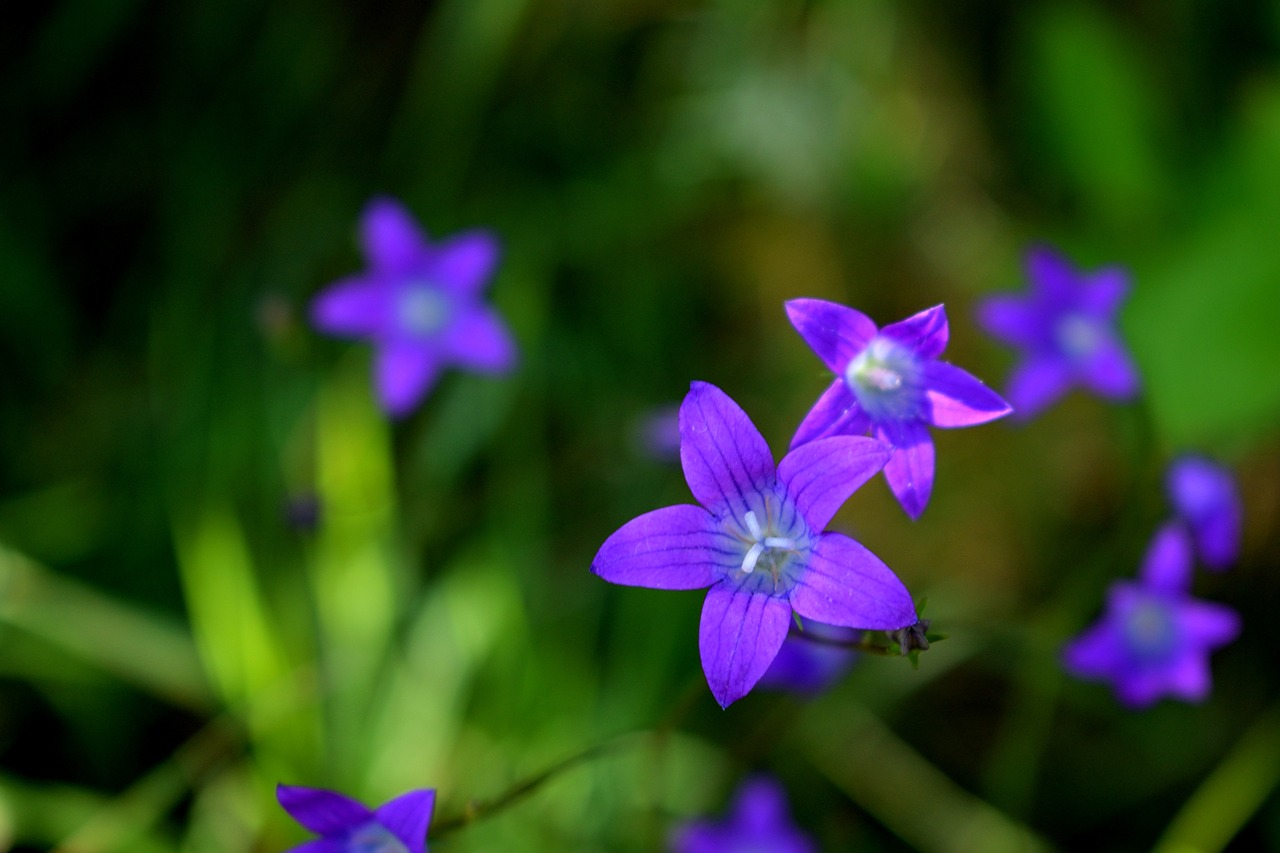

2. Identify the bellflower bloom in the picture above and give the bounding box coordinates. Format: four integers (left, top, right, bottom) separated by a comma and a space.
311, 197, 516, 417
976, 246, 1139, 419
670, 775, 816, 853
1062, 523, 1239, 708
786, 300, 1011, 519
1166, 456, 1242, 570
277, 784, 435, 853
592, 381, 916, 708
758, 621, 860, 695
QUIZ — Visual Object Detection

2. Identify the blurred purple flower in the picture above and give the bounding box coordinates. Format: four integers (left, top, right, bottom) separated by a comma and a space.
1062, 523, 1239, 708
670, 775, 816, 853
634, 404, 683, 462
277, 784, 435, 853
1166, 455, 1242, 570
311, 197, 516, 417
758, 621, 860, 695
592, 381, 916, 708
976, 246, 1139, 419
786, 300, 1011, 519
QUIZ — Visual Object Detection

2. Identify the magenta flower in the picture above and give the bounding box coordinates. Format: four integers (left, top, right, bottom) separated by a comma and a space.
1062, 523, 1239, 708
976, 246, 1139, 419
592, 381, 916, 708
311, 197, 516, 417
758, 621, 860, 695
1167, 456, 1242, 570
671, 775, 816, 853
786, 300, 1011, 519
276, 784, 435, 853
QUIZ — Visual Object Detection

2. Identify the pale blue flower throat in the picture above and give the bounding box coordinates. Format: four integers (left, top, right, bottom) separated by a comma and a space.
1054, 313, 1101, 361
398, 286, 452, 338
1123, 599, 1178, 661
845, 337, 922, 420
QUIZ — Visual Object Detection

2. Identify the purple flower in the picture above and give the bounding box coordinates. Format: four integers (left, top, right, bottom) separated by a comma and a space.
786, 300, 1011, 519
1062, 523, 1239, 708
670, 775, 816, 853
758, 621, 860, 695
276, 784, 435, 853
1167, 456, 1242, 570
592, 381, 916, 708
311, 197, 516, 417
976, 246, 1139, 419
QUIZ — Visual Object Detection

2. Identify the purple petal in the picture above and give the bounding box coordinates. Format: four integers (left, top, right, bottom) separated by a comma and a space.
880, 304, 949, 360
698, 583, 792, 708
789, 532, 916, 629
922, 361, 1013, 428
441, 307, 517, 373
1006, 355, 1073, 419
731, 776, 791, 833
1025, 245, 1078, 305
375, 341, 442, 417
875, 420, 935, 520
1138, 523, 1194, 593
592, 504, 723, 590
277, 785, 373, 837
433, 230, 501, 297
1167, 457, 1242, 570
789, 381, 867, 448
361, 197, 429, 274
1080, 338, 1140, 399
975, 295, 1042, 348
311, 277, 388, 338
1061, 620, 1123, 680
1080, 267, 1130, 317
679, 382, 777, 514
777, 436, 892, 530
758, 622, 859, 694
1179, 600, 1240, 647
785, 299, 877, 373
375, 789, 435, 853
1165, 655, 1212, 702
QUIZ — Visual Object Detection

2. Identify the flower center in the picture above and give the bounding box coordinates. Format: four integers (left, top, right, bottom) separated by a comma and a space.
345, 822, 410, 853
1054, 314, 1100, 361
397, 286, 452, 338
723, 492, 811, 595
1123, 599, 1179, 662
844, 337, 922, 420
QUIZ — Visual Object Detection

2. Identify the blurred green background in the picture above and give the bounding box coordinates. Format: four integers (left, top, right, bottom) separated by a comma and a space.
2, 0, 1280, 850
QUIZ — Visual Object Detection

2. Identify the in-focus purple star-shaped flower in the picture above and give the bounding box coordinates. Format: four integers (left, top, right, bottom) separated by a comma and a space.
976, 246, 1139, 419
311, 197, 516, 417
1166, 455, 1242, 570
1061, 523, 1239, 708
592, 382, 916, 708
670, 775, 816, 853
786, 299, 1011, 518
277, 784, 435, 853
757, 621, 860, 695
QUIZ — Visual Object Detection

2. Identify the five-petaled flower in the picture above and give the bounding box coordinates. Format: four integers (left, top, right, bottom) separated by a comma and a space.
592, 381, 916, 708
277, 784, 435, 853
786, 299, 1011, 519
1061, 523, 1239, 708
1166, 455, 1242, 571
311, 196, 516, 417
670, 774, 816, 853
976, 246, 1139, 419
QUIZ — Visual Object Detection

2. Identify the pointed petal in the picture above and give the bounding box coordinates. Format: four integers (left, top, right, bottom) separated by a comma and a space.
441, 307, 516, 373
789, 381, 867, 448
1114, 670, 1168, 708
1025, 245, 1078, 305
592, 505, 724, 590
375, 789, 436, 853
698, 584, 791, 708
875, 421, 935, 519
1138, 522, 1194, 593
1192, 511, 1241, 572
433, 230, 500, 297
361, 197, 429, 273
777, 437, 892, 530
1165, 655, 1212, 702
375, 341, 442, 417
311, 277, 388, 338
1080, 338, 1140, 399
1167, 457, 1241, 570
277, 785, 373, 837
975, 295, 1042, 348
733, 776, 792, 834
880, 304, 949, 360
1061, 619, 1124, 680
922, 361, 1013, 427
1080, 267, 1130, 317
680, 382, 776, 515
1179, 600, 1240, 648
789, 532, 916, 629
785, 299, 877, 373
1006, 355, 1073, 419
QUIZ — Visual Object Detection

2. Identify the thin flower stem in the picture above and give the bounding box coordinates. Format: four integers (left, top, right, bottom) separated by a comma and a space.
789, 630, 901, 656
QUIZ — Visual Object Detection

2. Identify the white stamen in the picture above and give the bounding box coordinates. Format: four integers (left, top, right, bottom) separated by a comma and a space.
741, 542, 764, 574
743, 511, 763, 540
866, 366, 902, 392
764, 536, 794, 549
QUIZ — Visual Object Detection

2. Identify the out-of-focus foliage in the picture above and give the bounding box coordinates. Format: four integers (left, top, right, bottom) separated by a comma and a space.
1, 1, 1278, 851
